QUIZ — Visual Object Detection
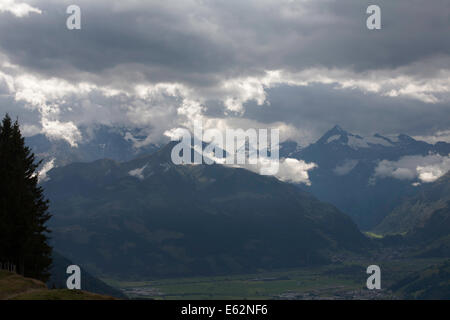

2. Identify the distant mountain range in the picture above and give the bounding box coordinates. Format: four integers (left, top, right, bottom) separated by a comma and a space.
288, 125, 450, 230
43, 142, 368, 279
27, 124, 450, 231
25, 125, 160, 167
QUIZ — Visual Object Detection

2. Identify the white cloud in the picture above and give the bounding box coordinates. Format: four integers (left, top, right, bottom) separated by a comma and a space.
37, 157, 55, 183
164, 127, 189, 141
201, 143, 317, 185
374, 154, 450, 183
42, 119, 82, 147
251, 67, 450, 105
271, 158, 317, 185
414, 130, 450, 144
225, 157, 317, 185
142, 65, 450, 121
417, 162, 450, 183
0, 0, 41, 17
221, 76, 268, 113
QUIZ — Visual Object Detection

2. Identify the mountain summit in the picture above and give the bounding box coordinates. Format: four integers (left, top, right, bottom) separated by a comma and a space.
316, 125, 349, 145
314, 125, 413, 150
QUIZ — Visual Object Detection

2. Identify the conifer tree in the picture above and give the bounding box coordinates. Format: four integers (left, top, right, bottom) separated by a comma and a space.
0, 114, 52, 281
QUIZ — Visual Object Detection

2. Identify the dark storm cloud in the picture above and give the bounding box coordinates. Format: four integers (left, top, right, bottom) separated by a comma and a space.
0, 0, 237, 86
0, 0, 449, 86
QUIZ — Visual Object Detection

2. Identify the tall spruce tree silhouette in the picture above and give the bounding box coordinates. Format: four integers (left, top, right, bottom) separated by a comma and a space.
0, 114, 52, 281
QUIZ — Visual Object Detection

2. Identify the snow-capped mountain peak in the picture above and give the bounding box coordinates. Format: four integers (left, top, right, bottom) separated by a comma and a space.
317, 125, 403, 149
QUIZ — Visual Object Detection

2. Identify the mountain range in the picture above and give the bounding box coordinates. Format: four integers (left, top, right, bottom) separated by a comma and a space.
287, 125, 450, 229
42, 142, 368, 279
26, 125, 159, 168
25, 125, 450, 278
27, 124, 450, 231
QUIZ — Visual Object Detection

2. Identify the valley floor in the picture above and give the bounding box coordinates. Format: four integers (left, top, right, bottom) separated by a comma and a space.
103, 257, 448, 300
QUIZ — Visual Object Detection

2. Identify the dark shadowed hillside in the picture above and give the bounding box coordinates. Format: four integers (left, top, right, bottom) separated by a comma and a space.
375, 172, 450, 258
44, 142, 369, 279
375, 172, 450, 236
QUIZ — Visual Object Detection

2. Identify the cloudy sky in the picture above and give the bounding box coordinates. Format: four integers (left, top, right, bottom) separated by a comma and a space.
0, 0, 449, 148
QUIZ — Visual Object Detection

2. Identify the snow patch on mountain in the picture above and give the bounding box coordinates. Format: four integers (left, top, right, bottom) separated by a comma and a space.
334, 159, 359, 175
346, 135, 369, 149
322, 126, 395, 149
365, 135, 394, 147
129, 163, 148, 180
326, 135, 341, 143
382, 134, 400, 143
346, 134, 394, 149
